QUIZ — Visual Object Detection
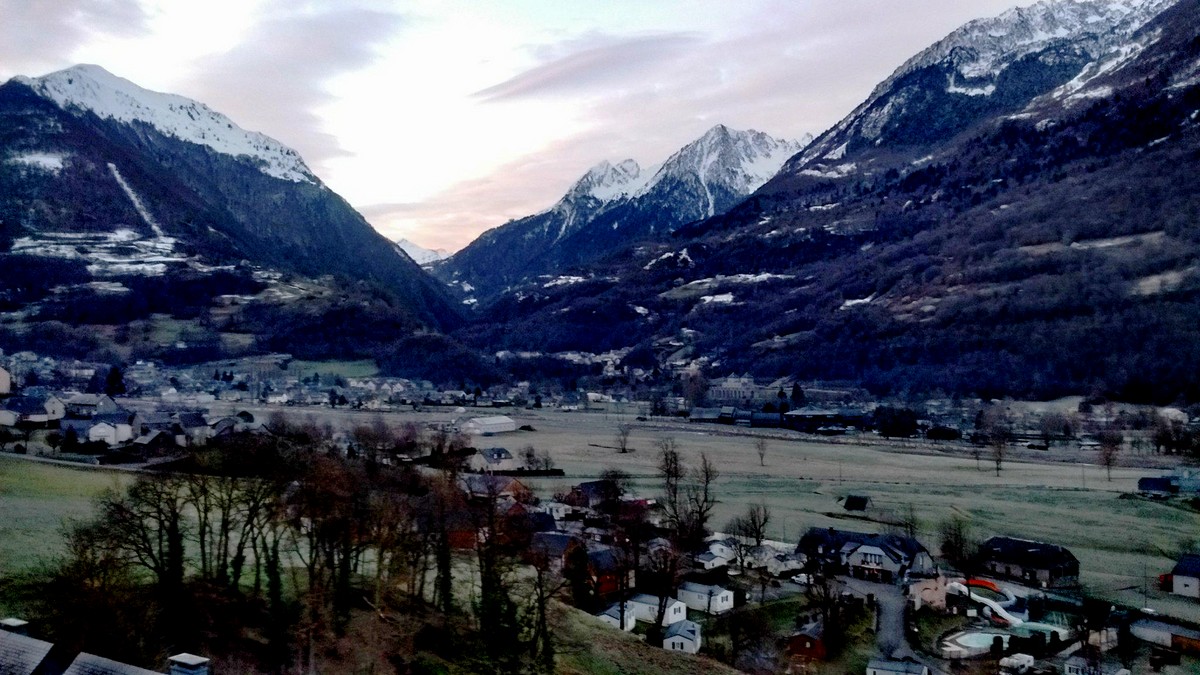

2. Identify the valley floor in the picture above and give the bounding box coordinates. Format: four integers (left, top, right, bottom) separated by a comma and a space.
7, 400, 1200, 626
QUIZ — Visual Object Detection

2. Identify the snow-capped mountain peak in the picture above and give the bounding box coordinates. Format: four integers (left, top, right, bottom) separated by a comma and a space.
566, 158, 649, 203
13, 64, 315, 183
888, 0, 1174, 85
643, 124, 809, 213
793, 0, 1175, 166
395, 238, 448, 265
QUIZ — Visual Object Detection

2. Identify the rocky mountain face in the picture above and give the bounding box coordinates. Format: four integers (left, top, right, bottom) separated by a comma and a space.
0, 64, 458, 332
766, 0, 1175, 196
436, 125, 806, 303
459, 0, 1200, 403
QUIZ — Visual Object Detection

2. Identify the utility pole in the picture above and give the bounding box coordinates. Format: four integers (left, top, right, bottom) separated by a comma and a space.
1143, 562, 1149, 608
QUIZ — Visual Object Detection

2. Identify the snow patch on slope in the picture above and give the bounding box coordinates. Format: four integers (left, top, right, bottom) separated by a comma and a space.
395, 238, 448, 265
108, 163, 166, 238
8, 151, 66, 173
16, 64, 315, 183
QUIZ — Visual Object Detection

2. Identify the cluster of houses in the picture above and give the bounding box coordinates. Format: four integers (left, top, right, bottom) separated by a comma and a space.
0, 384, 263, 462
0, 619, 209, 675
358, 453, 1200, 670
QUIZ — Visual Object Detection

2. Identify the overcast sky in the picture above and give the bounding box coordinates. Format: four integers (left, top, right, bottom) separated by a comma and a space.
0, 0, 1039, 252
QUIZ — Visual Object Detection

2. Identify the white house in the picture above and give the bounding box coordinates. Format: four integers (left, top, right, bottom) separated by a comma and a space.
0, 410, 16, 427
4, 395, 65, 425
539, 501, 572, 521
708, 374, 759, 403
595, 602, 636, 632
677, 582, 734, 614
88, 422, 119, 446
1171, 554, 1200, 599
706, 536, 738, 565
65, 394, 120, 418
468, 447, 517, 473
461, 415, 517, 436
627, 593, 686, 626
663, 619, 702, 654
764, 551, 806, 577
0, 366, 10, 395
86, 420, 134, 446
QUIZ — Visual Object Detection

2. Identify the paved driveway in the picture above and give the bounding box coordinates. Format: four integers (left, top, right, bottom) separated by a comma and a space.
841, 577, 916, 660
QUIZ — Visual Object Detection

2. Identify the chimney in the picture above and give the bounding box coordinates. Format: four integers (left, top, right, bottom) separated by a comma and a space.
168, 653, 210, 675
0, 617, 29, 635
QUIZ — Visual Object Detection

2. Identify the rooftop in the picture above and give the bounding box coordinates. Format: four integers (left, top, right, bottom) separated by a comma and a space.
1172, 553, 1200, 578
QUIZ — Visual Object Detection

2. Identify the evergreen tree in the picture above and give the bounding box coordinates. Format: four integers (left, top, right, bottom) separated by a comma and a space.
104, 366, 126, 397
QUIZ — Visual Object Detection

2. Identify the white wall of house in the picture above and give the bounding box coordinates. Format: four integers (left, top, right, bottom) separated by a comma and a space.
1173, 574, 1200, 599
540, 502, 570, 520
662, 621, 702, 654
468, 450, 517, 473
88, 423, 118, 446
0, 367, 10, 395
664, 635, 700, 654
45, 397, 65, 421
595, 603, 636, 632
0, 410, 16, 427
848, 544, 902, 576
677, 584, 734, 614
708, 538, 737, 561
627, 595, 686, 625
767, 553, 805, 576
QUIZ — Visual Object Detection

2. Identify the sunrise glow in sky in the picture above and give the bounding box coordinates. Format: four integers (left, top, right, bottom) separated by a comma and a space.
1, 0, 1038, 252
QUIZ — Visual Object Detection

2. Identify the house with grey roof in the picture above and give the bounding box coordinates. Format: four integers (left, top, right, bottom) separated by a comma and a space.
677, 581, 733, 614
1171, 553, 1200, 599
663, 619, 702, 654
799, 527, 934, 583
0, 621, 209, 675
3, 394, 65, 426
64, 394, 120, 419
468, 447, 517, 473
978, 536, 1079, 588
595, 601, 636, 632
0, 629, 53, 675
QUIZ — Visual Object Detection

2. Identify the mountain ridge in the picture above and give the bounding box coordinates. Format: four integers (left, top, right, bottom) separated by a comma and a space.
453, 0, 1200, 403
780, 0, 1176, 183
0, 63, 462, 362
436, 124, 807, 303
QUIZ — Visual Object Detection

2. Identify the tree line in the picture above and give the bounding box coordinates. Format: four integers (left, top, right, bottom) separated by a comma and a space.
25, 418, 563, 674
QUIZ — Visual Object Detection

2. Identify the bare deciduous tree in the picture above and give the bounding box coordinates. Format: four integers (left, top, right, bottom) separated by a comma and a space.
616, 423, 633, 453
1099, 430, 1122, 481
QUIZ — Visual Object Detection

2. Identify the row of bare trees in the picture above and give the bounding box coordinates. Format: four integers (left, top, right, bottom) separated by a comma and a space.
40, 422, 561, 673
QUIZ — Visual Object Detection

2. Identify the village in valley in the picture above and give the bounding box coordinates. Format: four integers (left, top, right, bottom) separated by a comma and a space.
2, 349, 1200, 675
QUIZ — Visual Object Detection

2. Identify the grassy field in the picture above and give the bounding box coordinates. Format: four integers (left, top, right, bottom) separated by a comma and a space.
449, 408, 1199, 623
195, 403, 1200, 625
287, 359, 380, 380
0, 456, 132, 576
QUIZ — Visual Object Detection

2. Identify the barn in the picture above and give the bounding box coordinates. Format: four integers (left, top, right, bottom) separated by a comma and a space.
462, 415, 517, 436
